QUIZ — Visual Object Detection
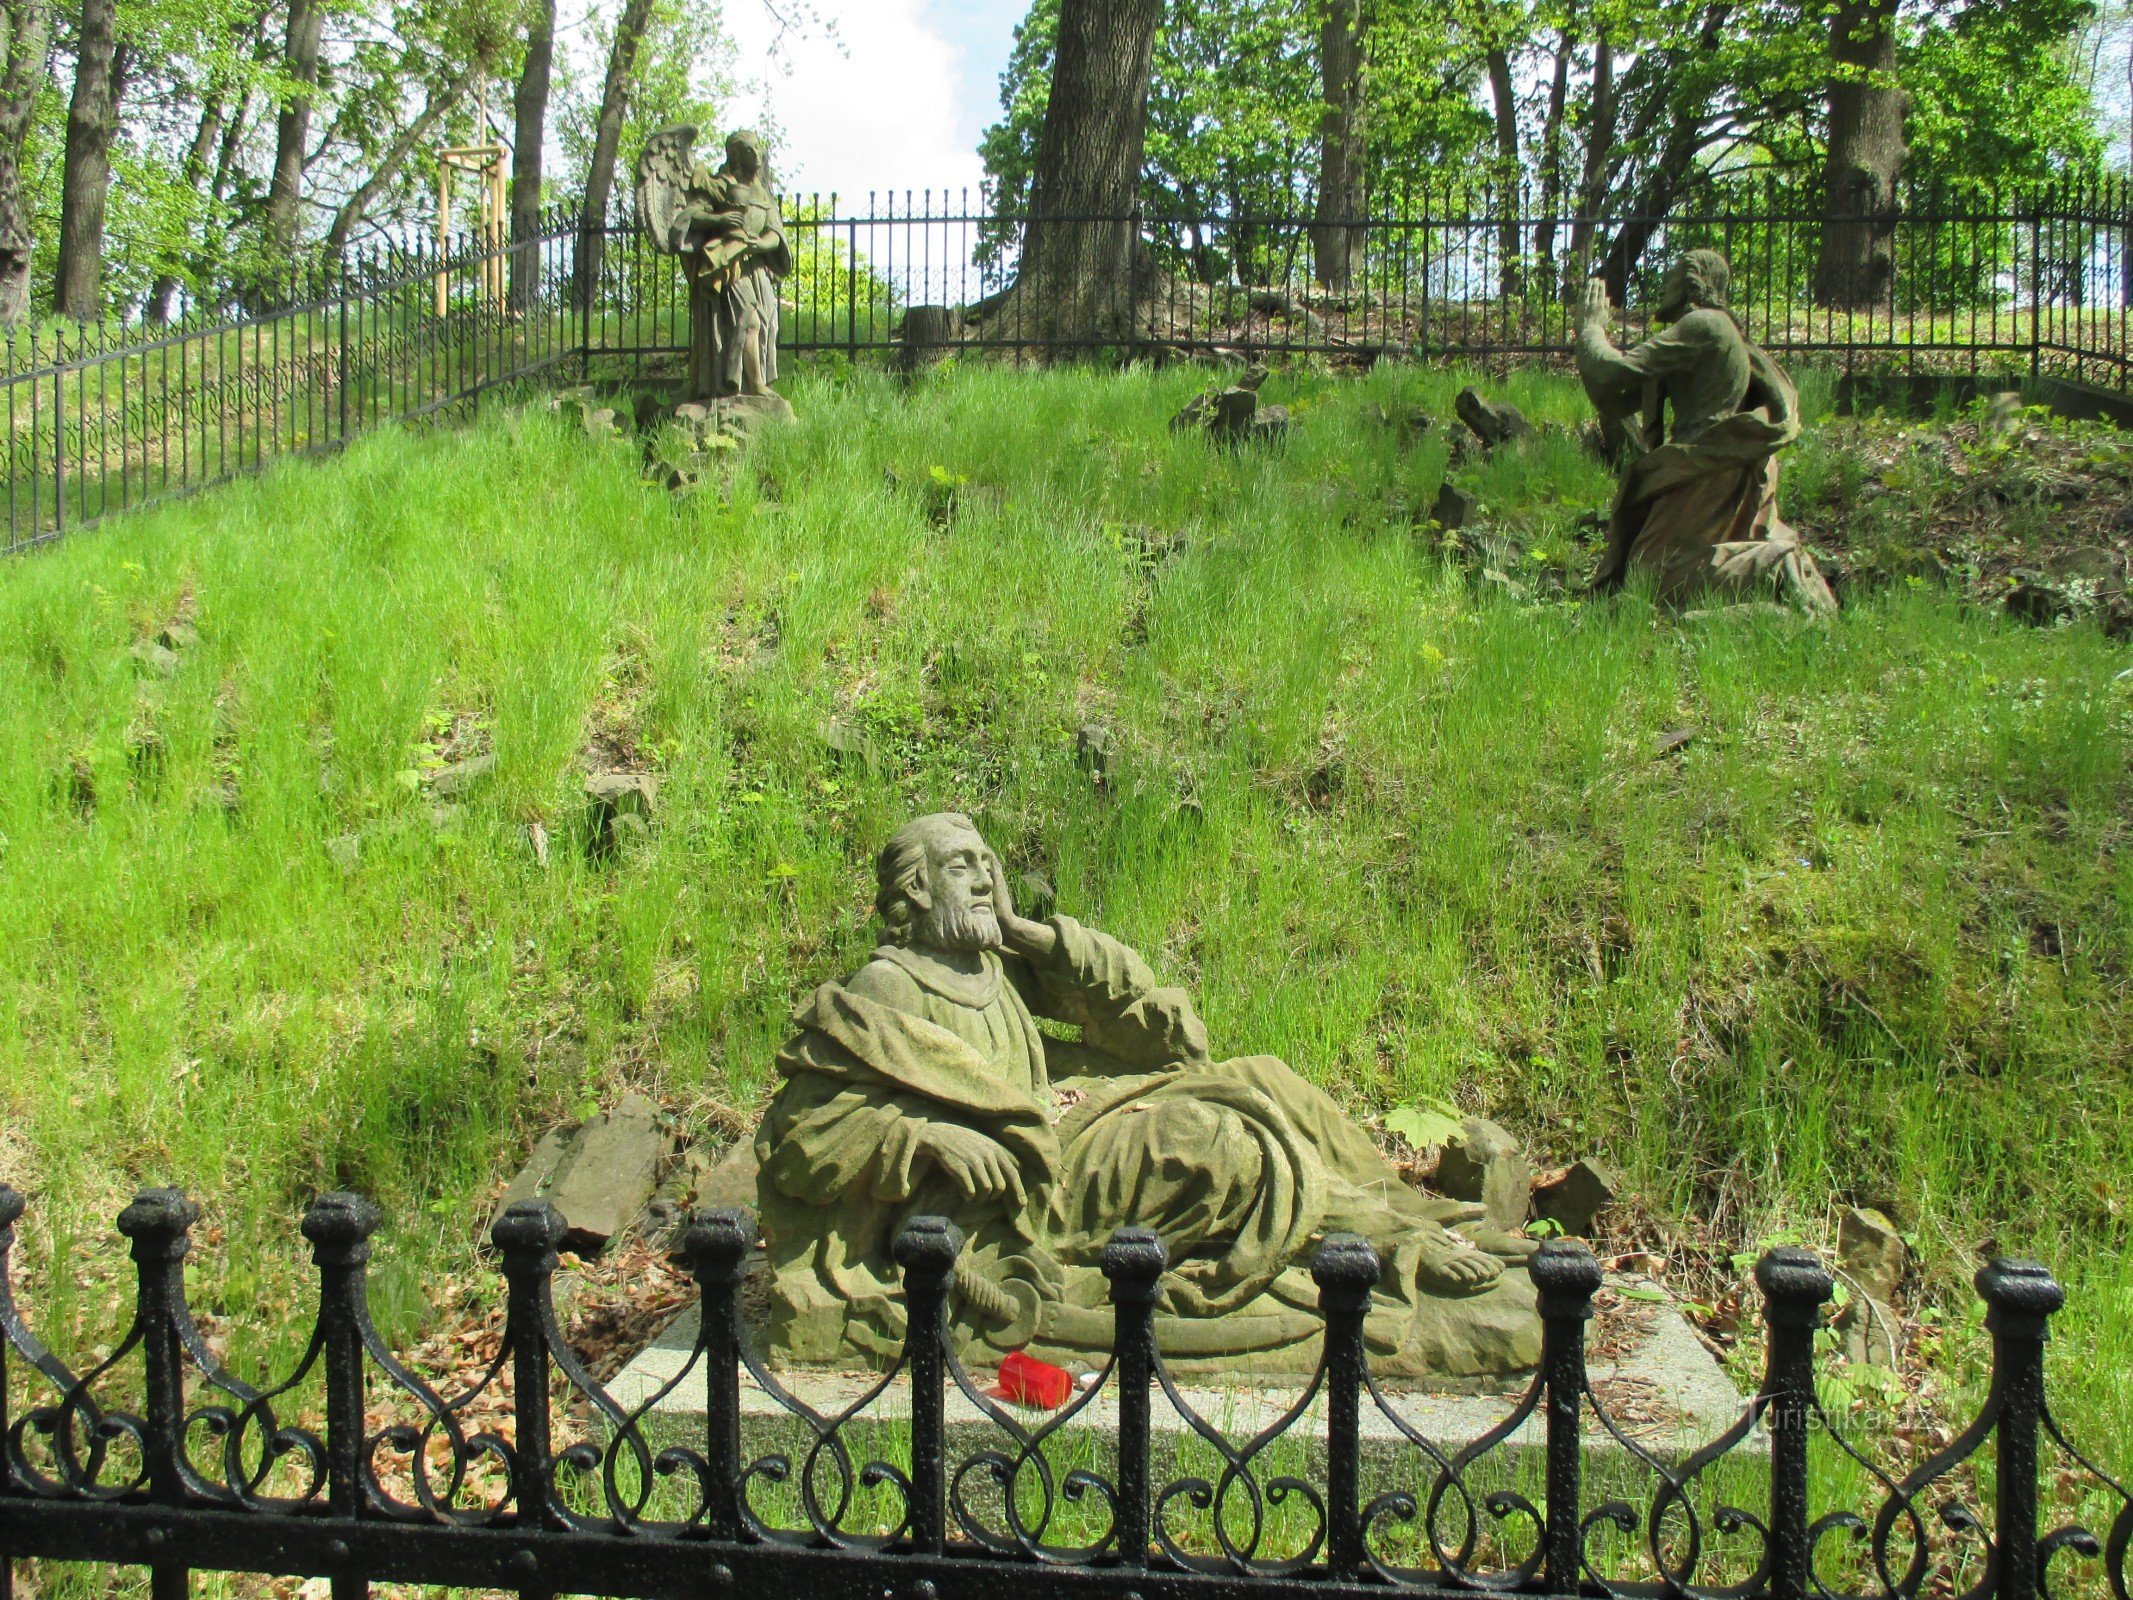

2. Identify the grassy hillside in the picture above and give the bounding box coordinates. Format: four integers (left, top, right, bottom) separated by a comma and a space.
1, 361, 2128, 1463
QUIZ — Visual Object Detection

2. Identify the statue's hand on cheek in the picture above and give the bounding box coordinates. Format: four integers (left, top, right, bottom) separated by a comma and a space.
916, 1123, 1028, 1212
987, 851, 1059, 960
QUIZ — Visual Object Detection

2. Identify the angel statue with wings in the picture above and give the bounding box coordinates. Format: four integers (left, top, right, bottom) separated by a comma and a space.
635, 127, 793, 406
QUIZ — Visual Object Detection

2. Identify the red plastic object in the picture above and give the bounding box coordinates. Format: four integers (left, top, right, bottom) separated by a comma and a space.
997, 1350, 1074, 1409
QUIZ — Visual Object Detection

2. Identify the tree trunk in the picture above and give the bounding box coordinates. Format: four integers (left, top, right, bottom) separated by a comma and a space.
54, 0, 120, 319
1601, 3, 1731, 300
263, 0, 326, 261
1814, 0, 1905, 309
572, 0, 656, 309
1533, 29, 1573, 284
1486, 47, 1521, 297
1015, 0, 1163, 350
1310, 0, 1367, 292
1564, 29, 1615, 289
326, 73, 470, 255
509, 0, 555, 311
146, 88, 228, 324
0, 0, 50, 326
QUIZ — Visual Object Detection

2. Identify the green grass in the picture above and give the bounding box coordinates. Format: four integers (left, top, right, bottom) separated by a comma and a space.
1, 358, 2128, 1549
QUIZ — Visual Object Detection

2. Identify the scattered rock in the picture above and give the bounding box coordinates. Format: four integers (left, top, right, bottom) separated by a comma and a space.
687, 1139, 762, 1213
1075, 723, 1113, 782
527, 821, 550, 867
1455, 387, 1535, 451
429, 751, 496, 801
899, 305, 960, 375
2104, 598, 2132, 641
1835, 1205, 1906, 1367
326, 833, 361, 872
1171, 365, 1288, 446
130, 639, 180, 678
1531, 1157, 1618, 1238
157, 620, 200, 652
822, 717, 869, 764
2004, 577, 2073, 627
1433, 1116, 1532, 1234
584, 771, 657, 858
632, 392, 671, 435
2044, 546, 2120, 586
1837, 1205, 1906, 1302
1430, 482, 1476, 531
541, 1094, 672, 1255
1984, 390, 2024, 442
1652, 727, 1695, 760
1376, 403, 1435, 442
490, 1126, 577, 1237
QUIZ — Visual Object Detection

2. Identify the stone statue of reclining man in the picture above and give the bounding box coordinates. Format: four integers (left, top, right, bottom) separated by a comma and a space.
756, 813, 1541, 1377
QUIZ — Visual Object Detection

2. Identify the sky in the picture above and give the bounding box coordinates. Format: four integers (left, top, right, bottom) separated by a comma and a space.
721, 0, 1027, 205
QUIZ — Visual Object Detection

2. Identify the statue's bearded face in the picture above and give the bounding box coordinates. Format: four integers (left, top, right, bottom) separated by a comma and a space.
912, 829, 1004, 952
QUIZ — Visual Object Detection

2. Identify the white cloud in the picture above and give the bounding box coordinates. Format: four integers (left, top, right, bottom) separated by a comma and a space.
722, 0, 997, 206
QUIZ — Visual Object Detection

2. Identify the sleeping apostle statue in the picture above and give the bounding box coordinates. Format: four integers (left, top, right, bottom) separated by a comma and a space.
755, 813, 1543, 1377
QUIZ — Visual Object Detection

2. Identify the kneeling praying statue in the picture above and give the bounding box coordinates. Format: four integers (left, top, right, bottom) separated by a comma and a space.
756, 813, 1542, 1377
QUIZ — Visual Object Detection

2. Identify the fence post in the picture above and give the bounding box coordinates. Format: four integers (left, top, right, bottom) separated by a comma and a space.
50, 334, 62, 539
893, 1216, 960, 1555
1532, 1239, 1602, 1592
1979, 1259, 2065, 1600
338, 257, 351, 446
2030, 198, 2046, 385
1313, 1234, 1379, 1580
1102, 1227, 1166, 1568
492, 1201, 566, 1545
303, 1192, 382, 1600
682, 1207, 755, 1542
0, 1186, 20, 1600
116, 1189, 201, 1600
1758, 1247, 1835, 1600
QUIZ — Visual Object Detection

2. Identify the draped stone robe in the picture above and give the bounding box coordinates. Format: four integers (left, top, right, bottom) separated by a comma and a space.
1578, 306, 1836, 613
757, 917, 1540, 1377
681, 166, 790, 400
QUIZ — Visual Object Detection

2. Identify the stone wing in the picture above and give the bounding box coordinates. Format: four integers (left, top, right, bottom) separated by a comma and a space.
632, 124, 698, 255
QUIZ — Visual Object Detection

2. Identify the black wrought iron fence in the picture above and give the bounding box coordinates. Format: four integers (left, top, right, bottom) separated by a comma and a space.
11, 179, 2133, 553
1, 1181, 2128, 1600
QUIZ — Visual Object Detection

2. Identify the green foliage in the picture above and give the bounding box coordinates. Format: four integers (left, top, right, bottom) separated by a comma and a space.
0, 362, 2128, 1460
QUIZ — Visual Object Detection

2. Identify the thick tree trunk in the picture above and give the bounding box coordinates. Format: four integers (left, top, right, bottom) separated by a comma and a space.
326, 74, 469, 255
1533, 31, 1573, 284
1310, 0, 1367, 292
1486, 47, 1521, 297
572, 0, 656, 309
146, 88, 228, 325
264, 0, 326, 261
509, 0, 555, 311
54, 0, 120, 319
1815, 0, 1905, 309
1016, 0, 1163, 350
1564, 29, 1615, 289
0, 0, 50, 326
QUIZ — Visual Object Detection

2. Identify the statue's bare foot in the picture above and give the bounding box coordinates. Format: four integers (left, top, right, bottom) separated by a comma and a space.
1410, 1232, 1504, 1295
1451, 1220, 1540, 1260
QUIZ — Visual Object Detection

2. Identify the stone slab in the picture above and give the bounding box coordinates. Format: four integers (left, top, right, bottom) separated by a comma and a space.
543, 1093, 670, 1253
606, 1272, 1756, 1477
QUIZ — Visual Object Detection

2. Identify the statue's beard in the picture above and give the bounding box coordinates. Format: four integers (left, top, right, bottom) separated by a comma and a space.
915, 898, 1002, 953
